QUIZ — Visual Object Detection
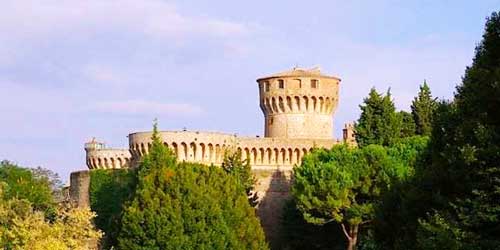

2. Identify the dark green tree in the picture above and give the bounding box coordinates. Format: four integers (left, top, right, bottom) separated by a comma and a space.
292, 144, 413, 250
417, 12, 500, 249
398, 111, 416, 138
355, 88, 401, 147
411, 81, 437, 136
118, 124, 268, 250
221, 150, 258, 207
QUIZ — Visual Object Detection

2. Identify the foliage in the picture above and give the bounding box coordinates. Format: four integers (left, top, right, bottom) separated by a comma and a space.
221, 150, 258, 207
417, 12, 500, 249
411, 81, 437, 136
89, 169, 137, 249
0, 183, 102, 250
292, 142, 421, 249
398, 111, 416, 138
281, 199, 345, 250
376, 12, 500, 250
0, 160, 55, 215
118, 124, 268, 250
355, 88, 401, 147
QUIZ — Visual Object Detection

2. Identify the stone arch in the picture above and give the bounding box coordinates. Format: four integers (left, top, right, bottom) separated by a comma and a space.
190, 142, 197, 161
311, 96, 317, 112
110, 158, 115, 168
259, 148, 265, 165
273, 148, 279, 164
180, 142, 188, 160
251, 148, 257, 165
172, 142, 178, 158
302, 148, 308, 158
244, 148, 250, 163
288, 148, 293, 165
163, 142, 169, 148
140, 143, 146, 155
319, 96, 324, 113
208, 143, 214, 162
118, 158, 123, 168
97, 158, 102, 168
265, 148, 272, 165
92, 158, 97, 169
278, 96, 285, 113
104, 158, 109, 168
286, 96, 292, 111
294, 96, 300, 111
303, 96, 309, 111
280, 148, 286, 164
271, 97, 278, 113
200, 143, 206, 162
294, 148, 301, 165
215, 144, 221, 163
265, 98, 272, 114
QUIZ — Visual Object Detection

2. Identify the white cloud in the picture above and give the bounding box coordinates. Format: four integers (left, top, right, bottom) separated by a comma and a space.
91, 100, 203, 116
0, 0, 250, 40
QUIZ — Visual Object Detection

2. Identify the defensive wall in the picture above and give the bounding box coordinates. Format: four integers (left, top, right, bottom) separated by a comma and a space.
71, 67, 356, 248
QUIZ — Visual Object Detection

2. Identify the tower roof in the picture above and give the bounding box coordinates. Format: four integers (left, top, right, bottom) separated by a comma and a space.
257, 67, 341, 81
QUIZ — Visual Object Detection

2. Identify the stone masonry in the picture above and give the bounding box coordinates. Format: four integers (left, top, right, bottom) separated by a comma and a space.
71, 67, 356, 247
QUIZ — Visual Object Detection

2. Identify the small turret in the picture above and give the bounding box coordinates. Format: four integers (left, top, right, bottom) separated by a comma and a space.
84, 138, 106, 152
342, 122, 356, 145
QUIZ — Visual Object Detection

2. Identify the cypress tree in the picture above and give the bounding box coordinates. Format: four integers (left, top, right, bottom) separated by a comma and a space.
118, 123, 268, 250
355, 88, 401, 147
415, 12, 500, 249
411, 81, 437, 136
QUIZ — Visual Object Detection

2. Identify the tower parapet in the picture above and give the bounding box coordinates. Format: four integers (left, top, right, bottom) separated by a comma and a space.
257, 67, 340, 139
84, 138, 131, 169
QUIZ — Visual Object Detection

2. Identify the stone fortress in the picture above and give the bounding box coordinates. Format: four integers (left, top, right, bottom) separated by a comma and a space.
72, 67, 356, 245
84, 67, 355, 170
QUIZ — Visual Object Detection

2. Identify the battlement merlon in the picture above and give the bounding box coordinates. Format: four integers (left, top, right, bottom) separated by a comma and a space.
257, 67, 341, 139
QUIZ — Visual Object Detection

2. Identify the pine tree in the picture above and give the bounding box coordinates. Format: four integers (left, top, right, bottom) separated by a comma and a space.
411, 81, 437, 136
118, 123, 268, 250
398, 111, 416, 138
415, 12, 500, 249
355, 88, 401, 147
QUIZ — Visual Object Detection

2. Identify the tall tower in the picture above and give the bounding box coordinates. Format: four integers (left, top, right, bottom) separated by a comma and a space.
257, 67, 341, 139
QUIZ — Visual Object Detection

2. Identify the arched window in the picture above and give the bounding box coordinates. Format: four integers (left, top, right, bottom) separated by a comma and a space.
264, 81, 270, 92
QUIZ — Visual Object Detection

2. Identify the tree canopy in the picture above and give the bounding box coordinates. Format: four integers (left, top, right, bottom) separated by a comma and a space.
118, 124, 268, 250
355, 88, 401, 147
411, 81, 437, 136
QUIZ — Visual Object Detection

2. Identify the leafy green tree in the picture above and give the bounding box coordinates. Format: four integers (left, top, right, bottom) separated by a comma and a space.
292, 144, 411, 250
355, 88, 401, 147
411, 81, 437, 136
118, 124, 268, 250
0, 161, 54, 213
221, 150, 258, 207
0, 183, 102, 250
398, 111, 416, 138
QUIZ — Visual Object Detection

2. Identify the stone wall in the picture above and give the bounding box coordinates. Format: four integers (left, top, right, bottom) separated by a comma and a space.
69, 170, 91, 208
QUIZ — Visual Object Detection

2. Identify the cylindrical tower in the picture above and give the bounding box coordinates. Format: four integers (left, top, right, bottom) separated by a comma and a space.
257, 67, 340, 139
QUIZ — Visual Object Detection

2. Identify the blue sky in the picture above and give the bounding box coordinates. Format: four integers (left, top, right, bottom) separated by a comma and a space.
1, 0, 498, 181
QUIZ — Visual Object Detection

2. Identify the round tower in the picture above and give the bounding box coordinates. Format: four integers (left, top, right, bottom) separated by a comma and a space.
257, 67, 340, 139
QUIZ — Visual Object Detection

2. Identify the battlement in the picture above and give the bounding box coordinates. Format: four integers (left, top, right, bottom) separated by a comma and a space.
257, 67, 340, 139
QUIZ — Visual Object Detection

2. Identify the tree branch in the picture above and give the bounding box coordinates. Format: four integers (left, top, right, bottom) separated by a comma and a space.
341, 223, 352, 241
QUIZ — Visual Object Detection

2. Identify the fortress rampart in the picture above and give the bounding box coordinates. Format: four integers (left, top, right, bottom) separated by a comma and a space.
73, 67, 356, 247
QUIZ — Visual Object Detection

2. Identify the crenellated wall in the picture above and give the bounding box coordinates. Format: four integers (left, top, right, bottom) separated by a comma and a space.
86, 148, 131, 169
257, 68, 340, 139
127, 130, 339, 170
